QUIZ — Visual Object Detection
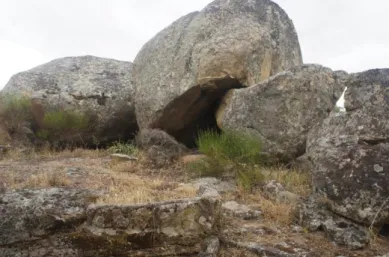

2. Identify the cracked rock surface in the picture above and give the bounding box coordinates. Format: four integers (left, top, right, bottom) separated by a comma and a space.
296, 195, 371, 250
0, 188, 100, 257
307, 69, 389, 226
217, 64, 344, 163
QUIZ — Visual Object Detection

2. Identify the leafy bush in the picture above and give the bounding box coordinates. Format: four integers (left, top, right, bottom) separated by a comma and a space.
187, 129, 264, 190
36, 109, 90, 143
0, 94, 33, 134
108, 141, 138, 156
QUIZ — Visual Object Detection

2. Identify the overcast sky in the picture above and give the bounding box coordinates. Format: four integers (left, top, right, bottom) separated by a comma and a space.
0, 0, 388, 89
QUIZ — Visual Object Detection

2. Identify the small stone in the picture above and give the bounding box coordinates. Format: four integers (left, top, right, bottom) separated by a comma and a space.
292, 225, 303, 233
110, 153, 138, 161
199, 237, 220, 257
222, 201, 261, 220
192, 177, 236, 194
374, 164, 384, 173
199, 186, 221, 199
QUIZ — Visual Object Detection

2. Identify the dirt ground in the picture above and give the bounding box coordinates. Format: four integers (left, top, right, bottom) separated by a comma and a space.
1, 148, 388, 257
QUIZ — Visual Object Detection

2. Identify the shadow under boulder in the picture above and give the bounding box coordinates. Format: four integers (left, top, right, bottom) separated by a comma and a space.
150, 76, 243, 147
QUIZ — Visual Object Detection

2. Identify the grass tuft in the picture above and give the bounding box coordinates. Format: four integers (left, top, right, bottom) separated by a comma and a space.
108, 141, 138, 156
187, 129, 263, 191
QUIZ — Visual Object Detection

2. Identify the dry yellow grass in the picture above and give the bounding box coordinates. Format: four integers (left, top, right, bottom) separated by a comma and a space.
24, 172, 70, 188
218, 166, 311, 226
2, 146, 106, 161
3, 171, 70, 189
255, 194, 294, 225
261, 166, 312, 197
95, 171, 197, 205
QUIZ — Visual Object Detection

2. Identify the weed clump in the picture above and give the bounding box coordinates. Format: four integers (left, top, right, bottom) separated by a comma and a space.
36, 109, 91, 145
0, 94, 33, 135
108, 141, 138, 156
187, 129, 264, 190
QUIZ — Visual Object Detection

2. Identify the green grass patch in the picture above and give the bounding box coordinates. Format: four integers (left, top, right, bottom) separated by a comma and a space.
187, 129, 264, 190
108, 141, 138, 156
0, 94, 33, 133
36, 109, 91, 143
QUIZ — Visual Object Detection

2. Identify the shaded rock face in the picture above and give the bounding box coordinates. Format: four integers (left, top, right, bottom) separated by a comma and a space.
135, 128, 189, 166
296, 196, 370, 250
1, 55, 137, 145
307, 69, 389, 227
132, 0, 302, 146
217, 64, 344, 163
0, 188, 222, 257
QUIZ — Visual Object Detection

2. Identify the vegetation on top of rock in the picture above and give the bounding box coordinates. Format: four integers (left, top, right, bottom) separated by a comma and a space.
187, 129, 264, 191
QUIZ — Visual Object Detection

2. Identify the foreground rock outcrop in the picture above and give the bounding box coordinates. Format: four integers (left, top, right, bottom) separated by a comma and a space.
1, 55, 137, 145
132, 0, 302, 145
296, 196, 371, 250
217, 64, 344, 163
306, 69, 389, 227
0, 188, 99, 256
0, 188, 222, 257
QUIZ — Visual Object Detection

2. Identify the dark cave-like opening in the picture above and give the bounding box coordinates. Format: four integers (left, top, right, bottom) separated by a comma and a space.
379, 224, 389, 237
151, 76, 244, 148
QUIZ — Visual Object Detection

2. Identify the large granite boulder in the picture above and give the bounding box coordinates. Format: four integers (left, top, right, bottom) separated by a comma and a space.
1, 55, 137, 145
132, 0, 302, 145
217, 65, 344, 163
307, 69, 389, 227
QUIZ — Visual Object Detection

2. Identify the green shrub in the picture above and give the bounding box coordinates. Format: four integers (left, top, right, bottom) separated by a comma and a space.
108, 141, 138, 156
187, 129, 264, 190
36, 109, 90, 143
0, 94, 33, 133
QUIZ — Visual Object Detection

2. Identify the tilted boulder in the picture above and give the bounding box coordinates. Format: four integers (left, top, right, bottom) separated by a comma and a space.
217, 65, 345, 163
132, 0, 302, 145
1, 55, 137, 145
307, 69, 389, 227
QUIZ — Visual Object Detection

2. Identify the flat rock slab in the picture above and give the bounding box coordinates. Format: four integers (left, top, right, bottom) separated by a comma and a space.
222, 201, 262, 220
72, 197, 222, 256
